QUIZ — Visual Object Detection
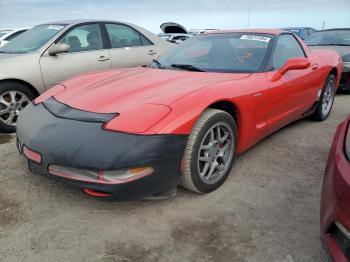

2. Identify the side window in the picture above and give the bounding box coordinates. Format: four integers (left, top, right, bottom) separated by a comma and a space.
140, 34, 153, 46
299, 30, 307, 40
106, 24, 153, 48
272, 34, 306, 70
58, 24, 103, 53
308, 29, 315, 37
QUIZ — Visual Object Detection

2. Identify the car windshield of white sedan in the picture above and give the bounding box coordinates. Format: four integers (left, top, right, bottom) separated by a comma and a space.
305, 30, 350, 46
0, 24, 66, 54
156, 33, 273, 73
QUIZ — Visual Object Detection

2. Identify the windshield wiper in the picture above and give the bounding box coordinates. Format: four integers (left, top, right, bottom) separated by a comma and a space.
152, 59, 165, 69
170, 64, 206, 72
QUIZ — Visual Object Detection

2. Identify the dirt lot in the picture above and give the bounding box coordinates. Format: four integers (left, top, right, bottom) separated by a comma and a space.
0, 95, 349, 262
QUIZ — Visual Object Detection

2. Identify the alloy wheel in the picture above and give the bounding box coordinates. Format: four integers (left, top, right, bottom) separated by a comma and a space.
197, 122, 234, 185
321, 80, 335, 117
0, 91, 30, 126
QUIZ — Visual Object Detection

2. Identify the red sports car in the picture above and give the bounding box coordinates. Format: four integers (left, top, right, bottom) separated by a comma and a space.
321, 115, 350, 261
16, 29, 342, 200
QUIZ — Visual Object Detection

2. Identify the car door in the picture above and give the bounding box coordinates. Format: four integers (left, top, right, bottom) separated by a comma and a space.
265, 34, 317, 133
40, 23, 111, 88
104, 23, 158, 68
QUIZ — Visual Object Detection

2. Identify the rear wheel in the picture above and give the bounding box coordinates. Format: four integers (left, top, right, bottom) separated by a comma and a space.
181, 109, 237, 193
311, 74, 336, 121
0, 82, 36, 133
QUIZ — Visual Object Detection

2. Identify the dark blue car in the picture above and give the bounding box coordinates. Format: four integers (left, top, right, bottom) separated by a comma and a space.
282, 27, 317, 40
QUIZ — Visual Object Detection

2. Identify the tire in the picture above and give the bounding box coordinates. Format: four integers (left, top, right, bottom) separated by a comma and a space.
181, 109, 237, 193
311, 74, 336, 121
343, 83, 350, 95
0, 81, 36, 133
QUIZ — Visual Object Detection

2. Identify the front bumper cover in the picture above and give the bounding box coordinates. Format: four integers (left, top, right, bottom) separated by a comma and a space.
16, 101, 188, 201
320, 118, 350, 260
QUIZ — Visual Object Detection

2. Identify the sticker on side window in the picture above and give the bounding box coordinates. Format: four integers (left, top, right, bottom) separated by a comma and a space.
47, 25, 64, 30
240, 35, 271, 43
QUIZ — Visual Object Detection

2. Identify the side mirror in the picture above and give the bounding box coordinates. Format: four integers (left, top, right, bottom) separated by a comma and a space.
272, 57, 311, 81
48, 43, 69, 56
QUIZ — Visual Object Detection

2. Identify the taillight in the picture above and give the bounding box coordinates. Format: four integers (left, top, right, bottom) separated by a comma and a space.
23, 146, 42, 163
48, 165, 154, 184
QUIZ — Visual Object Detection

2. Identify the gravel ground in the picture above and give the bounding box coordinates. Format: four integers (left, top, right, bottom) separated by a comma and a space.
0, 95, 349, 262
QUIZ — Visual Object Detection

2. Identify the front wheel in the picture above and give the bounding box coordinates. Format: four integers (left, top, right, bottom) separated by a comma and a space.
181, 109, 237, 193
0, 82, 36, 133
311, 74, 336, 121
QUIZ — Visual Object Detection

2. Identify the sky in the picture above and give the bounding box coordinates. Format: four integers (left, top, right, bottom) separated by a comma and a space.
0, 0, 350, 33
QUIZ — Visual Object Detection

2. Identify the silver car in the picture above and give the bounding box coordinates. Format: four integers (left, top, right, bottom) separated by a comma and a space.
0, 20, 170, 132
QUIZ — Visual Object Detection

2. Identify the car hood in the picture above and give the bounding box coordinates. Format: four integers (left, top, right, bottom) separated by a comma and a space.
55, 67, 251, 114
310, 45, 350, 58
160, 22, 187, 34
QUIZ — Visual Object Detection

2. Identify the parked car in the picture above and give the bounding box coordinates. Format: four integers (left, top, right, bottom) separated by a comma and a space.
0, 28, 31, 47
321, 115, 350, 261
0, 19, 170, 132
282, 27, 316, 40
305, 28, 350, 94
159, 22, 192, 43
188, 29, 220, 35
16, 29, 341, 200
159, 33, 192, 44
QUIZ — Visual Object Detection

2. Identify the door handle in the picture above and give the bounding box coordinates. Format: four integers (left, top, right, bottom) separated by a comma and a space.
311, 63, 319, 70
97, 56, 110, 62
148, 50, 157, 55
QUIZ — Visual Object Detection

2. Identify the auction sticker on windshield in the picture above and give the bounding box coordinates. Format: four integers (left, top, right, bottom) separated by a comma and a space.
240, 35, 271, 43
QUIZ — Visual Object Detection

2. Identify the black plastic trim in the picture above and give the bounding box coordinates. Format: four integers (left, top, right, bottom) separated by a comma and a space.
344, 121, 350, 162
329, 223, 350, 260
42, 97, 117, 123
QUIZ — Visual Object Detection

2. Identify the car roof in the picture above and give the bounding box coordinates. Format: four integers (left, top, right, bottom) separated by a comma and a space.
316, 28, 350, 32
204, 28, 287, 35
283, 27, 314, 30
38, 19, 131, 26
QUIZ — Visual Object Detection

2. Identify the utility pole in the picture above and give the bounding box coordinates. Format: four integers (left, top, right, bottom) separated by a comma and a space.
321, 21, 326, 30
247, 1, 252, 28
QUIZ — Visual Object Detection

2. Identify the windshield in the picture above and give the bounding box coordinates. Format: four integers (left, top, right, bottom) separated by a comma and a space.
156, 33, 273, 73
305, 30, 350, 46
0, 24, 66, 54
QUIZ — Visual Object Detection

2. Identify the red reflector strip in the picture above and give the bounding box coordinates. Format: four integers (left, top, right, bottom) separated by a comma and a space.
83, 189, 111, 197
23, 146, 42, 163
